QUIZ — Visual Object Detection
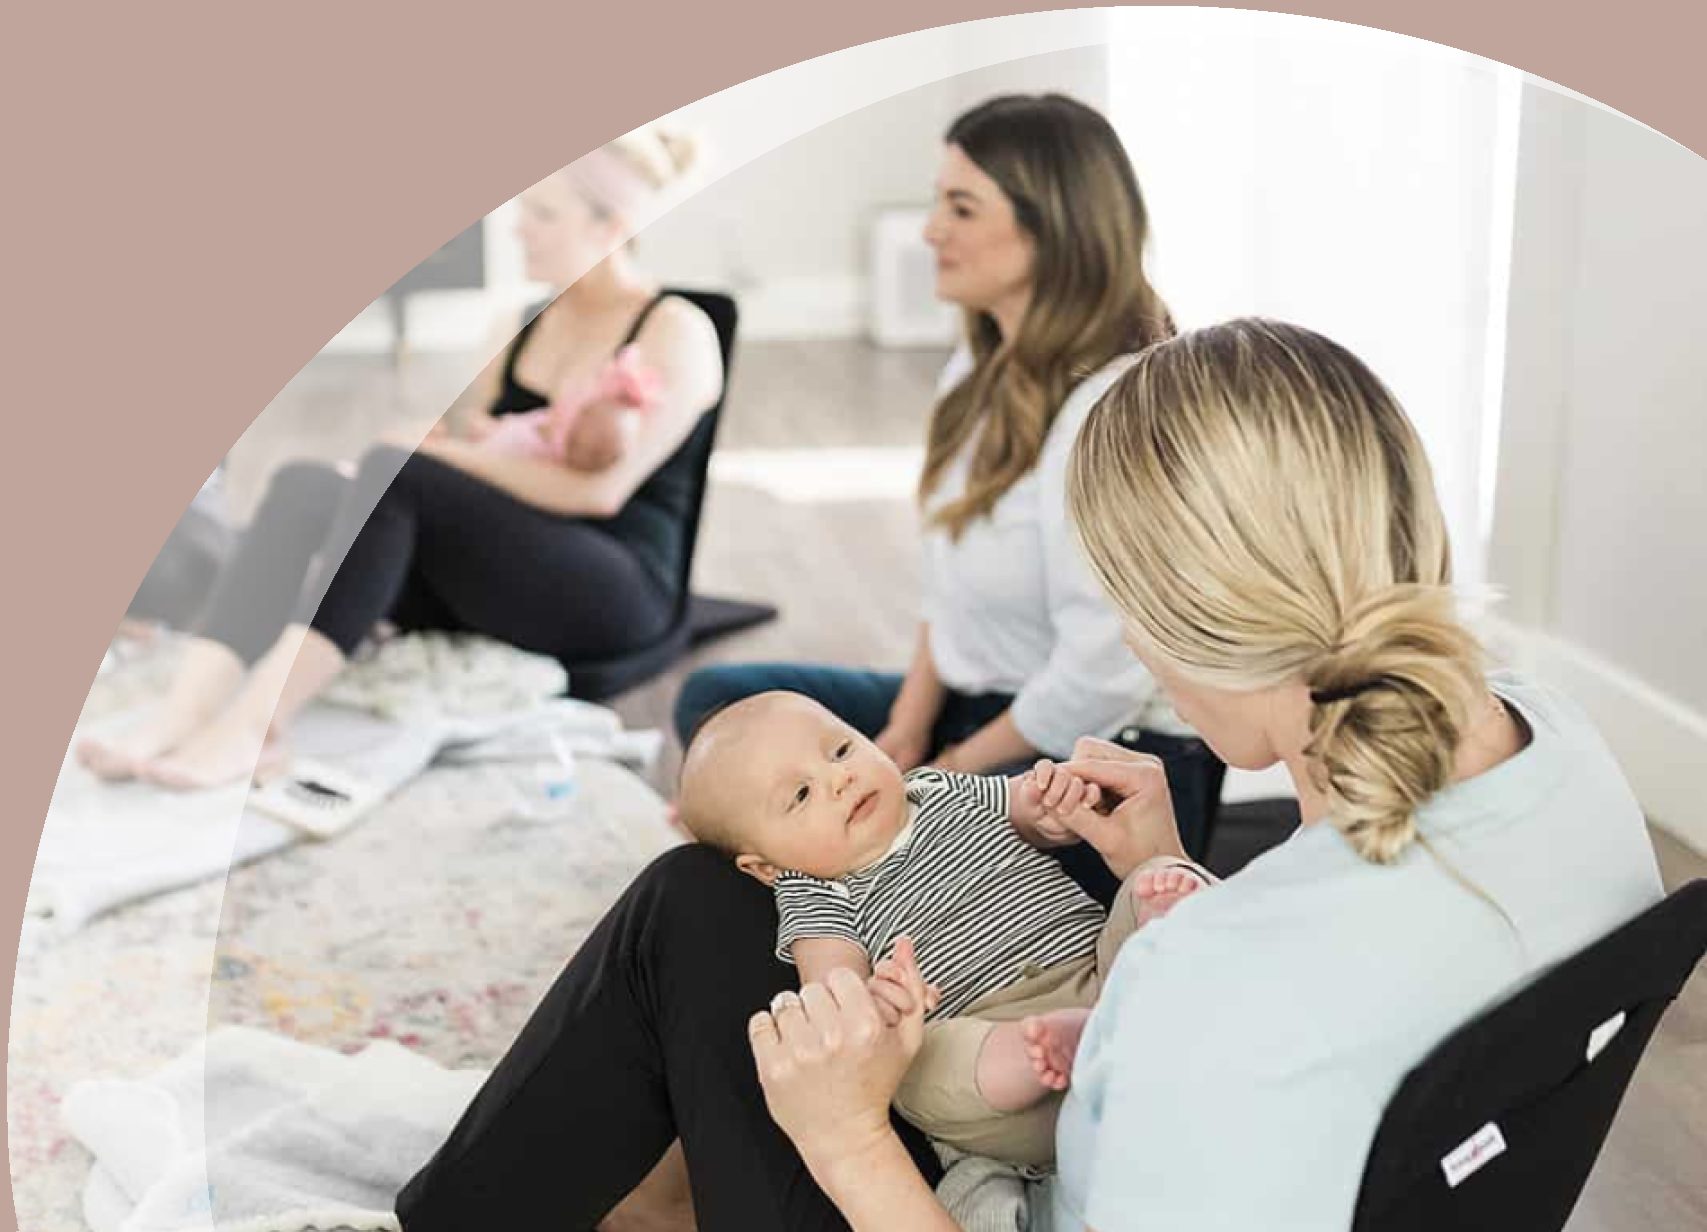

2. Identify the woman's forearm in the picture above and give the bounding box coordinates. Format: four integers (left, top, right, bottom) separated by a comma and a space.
807, 1130, 962, 1232
419, 438, 621, 518
890, 624, 947, 731
944, 708, 1039, 775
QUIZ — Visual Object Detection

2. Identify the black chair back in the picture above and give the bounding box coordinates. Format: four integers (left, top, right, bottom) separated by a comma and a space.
564, 288, 741, 701
1352, 878, 1707, 1231
656, 288, 736, 625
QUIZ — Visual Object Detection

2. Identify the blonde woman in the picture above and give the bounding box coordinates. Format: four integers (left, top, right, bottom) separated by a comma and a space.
78, 127, 724, 790
675, 93, 1223, 872
739, 320, 1664, 1230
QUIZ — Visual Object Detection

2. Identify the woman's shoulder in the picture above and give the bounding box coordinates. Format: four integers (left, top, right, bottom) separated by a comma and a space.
1052, 354, 1140, 433
1040, 353, 1143, 459
632, 292, 719, 349
627, 293, 726, 404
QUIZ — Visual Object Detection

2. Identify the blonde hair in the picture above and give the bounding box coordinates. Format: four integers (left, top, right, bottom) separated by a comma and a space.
1067, 318, 1486, 866
607, 123, 702, 191
920, 94, 1173, 539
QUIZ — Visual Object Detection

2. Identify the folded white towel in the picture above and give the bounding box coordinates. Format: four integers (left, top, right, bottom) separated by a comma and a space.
62, 1027, 485, 1232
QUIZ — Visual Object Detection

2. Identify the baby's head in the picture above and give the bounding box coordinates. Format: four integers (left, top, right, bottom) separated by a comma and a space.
678, 692, 909, 885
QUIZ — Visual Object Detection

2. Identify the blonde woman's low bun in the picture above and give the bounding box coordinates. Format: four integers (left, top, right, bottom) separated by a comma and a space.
1305, 585, 1486, 865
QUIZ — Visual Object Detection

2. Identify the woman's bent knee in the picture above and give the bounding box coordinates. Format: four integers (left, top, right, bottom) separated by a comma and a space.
673, 665, 754, 743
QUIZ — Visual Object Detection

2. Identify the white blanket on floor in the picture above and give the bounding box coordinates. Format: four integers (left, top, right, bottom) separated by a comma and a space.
62, 1026, 483, 1232
65, 1028, 1029, 1232
31, 707, 483, 945
29, 634, 659, 944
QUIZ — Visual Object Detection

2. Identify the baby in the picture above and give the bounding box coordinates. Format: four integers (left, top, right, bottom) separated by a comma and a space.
479, 344, 660, 471
678, 690, 1210, 1170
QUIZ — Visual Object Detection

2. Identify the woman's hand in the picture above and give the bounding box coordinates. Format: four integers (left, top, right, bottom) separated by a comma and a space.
749, 936, 930, 1171
1018, 758, 1103, 845
1056, 736, 1185, 879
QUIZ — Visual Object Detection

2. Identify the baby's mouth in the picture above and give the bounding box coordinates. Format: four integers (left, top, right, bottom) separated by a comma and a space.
848, 790, 878, 828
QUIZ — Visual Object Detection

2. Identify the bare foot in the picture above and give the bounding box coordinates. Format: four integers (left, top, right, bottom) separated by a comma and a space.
76, 726, 173, 783
1022, 1007, 1093, 1093
140, 720, 288, 792
77, 640, 245, 781
141, 624, 345, 792
1133, 862, 1210, 929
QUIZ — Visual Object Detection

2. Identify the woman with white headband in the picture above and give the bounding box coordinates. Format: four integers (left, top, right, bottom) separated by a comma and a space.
77, 126, 725, 789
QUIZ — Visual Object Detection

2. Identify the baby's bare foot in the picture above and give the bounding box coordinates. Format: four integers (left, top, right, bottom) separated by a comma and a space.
1133, 862, 1210, 929
1022, 1007, 1093, 1093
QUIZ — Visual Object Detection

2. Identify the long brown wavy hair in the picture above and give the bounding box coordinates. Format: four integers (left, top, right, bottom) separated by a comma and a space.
920, 94, 1174, 537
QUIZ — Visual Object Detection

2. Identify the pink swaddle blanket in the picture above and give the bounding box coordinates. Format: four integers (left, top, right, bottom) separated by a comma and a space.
483, 344, 663, 462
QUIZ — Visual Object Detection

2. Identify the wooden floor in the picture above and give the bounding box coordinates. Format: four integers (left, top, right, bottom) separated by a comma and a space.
243, 338, 1705, 1229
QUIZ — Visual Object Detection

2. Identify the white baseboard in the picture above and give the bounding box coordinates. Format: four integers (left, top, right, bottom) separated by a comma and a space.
1491, 618, 1707, 856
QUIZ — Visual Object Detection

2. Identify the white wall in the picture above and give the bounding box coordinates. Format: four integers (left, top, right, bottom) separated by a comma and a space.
1107, 9, 1514, 580
1490, 81, 1707, 847
640, 43, 1113, 340
322, 23, 1116, 352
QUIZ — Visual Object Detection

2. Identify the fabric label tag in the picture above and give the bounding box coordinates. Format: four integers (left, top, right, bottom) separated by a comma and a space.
1441, 1122, 1507, 1189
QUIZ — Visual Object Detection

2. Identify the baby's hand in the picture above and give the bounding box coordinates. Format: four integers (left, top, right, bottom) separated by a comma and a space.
1015, 772, 1072, 843
867, 959, 942, 1028
1030, 759, 1104, 834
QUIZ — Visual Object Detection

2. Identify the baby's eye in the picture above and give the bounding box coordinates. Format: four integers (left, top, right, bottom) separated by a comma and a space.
792, 784, 810, 808
834, 741, 852, 761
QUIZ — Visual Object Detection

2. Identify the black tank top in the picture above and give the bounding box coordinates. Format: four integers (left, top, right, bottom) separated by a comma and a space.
490, 294, 704, 600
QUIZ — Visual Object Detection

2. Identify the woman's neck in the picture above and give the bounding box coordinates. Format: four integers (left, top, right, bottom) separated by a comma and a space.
987, 288, 1031, 347
561, 251, 651, 309
1284, 687, 1528, 829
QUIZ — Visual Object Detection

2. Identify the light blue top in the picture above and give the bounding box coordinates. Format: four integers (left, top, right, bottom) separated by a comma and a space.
1037, 671, 1664, 1231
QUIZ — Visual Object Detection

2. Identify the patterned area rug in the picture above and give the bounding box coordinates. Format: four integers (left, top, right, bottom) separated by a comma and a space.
9, 644, 679, 1231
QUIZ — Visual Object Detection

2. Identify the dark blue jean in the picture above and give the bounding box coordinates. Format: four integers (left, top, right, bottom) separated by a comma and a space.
673, 662, 1012, 756
673, 662, 1225, 896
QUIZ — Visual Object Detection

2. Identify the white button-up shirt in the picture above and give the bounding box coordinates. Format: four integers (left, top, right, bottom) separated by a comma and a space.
921, 350, 1187, 754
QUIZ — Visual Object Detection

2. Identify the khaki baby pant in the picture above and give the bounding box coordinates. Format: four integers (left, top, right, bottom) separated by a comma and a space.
891, 868, 1152, 1170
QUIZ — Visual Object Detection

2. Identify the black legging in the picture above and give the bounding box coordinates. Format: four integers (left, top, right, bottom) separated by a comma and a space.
197, 445, 673, 666
394, 843, 943, 1232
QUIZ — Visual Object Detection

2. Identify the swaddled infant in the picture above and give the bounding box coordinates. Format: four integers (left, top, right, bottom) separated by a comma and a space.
481, 344, 659, 470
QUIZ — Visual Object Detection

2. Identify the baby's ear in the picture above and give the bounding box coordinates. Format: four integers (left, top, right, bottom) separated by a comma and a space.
735, 854, 781, 886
